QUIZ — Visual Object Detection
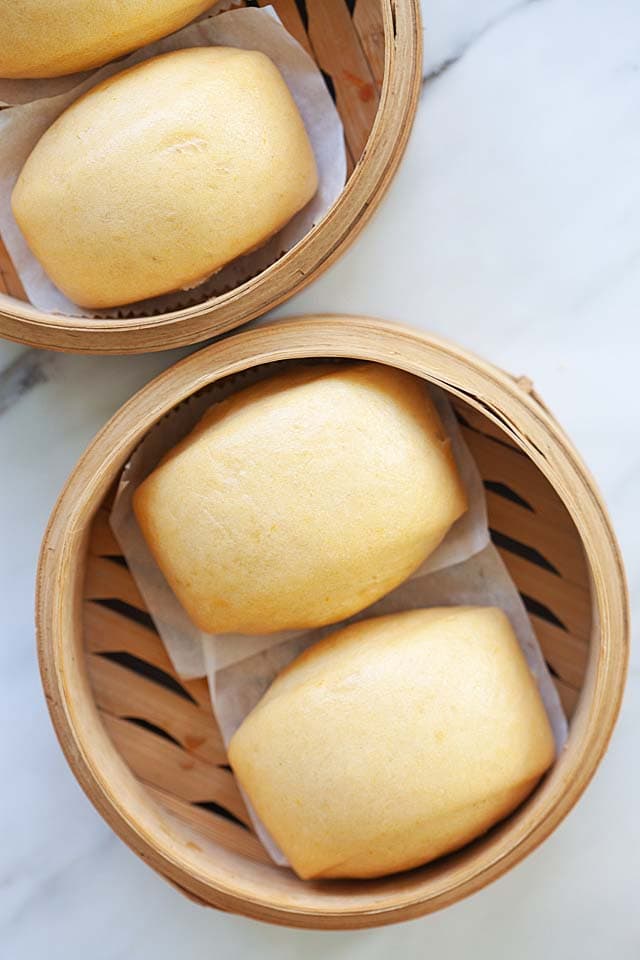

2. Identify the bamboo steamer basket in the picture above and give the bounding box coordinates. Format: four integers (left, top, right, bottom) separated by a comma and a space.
37, 316, 628, 929
0, 0, 421, 355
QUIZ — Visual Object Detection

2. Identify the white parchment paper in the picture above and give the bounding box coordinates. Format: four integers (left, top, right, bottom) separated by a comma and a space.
0, 6, 346, 317
0, 70, 92, 108
110, 363, 568, 864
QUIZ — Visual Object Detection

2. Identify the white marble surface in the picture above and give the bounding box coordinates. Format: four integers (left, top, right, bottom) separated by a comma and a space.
1, 0, 638, 955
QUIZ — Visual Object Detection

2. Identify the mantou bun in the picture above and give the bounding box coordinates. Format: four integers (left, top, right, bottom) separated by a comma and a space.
133, 363, 468, 635
11, 47, 318, 308
0, 1, 215, 78
229, 606, 556, 879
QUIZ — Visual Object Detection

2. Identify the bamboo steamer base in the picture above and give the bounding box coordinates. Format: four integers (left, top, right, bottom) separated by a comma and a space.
0, 0, 422, 354
37, 317, 629, 928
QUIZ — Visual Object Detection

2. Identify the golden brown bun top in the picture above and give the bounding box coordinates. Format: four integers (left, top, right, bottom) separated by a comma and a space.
0, 0, 214, 78
11, 47, 318, 308
133, 363, 467, 635
229, 606, 556, 879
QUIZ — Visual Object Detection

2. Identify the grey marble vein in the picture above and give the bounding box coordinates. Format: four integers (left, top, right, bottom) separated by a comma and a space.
423, 0, 542, 87
0, 348, 57, 416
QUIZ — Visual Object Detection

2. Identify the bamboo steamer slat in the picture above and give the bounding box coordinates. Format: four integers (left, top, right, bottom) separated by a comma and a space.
36, 317, 628, 929
0, 0, 421, 354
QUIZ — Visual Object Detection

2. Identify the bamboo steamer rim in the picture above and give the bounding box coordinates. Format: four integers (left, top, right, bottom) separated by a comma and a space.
37, 316, 629, 928
0, 1, 422, 355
